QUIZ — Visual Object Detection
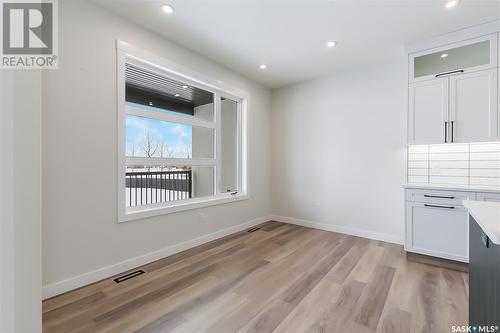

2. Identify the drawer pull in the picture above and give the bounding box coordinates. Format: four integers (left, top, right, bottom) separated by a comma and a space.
423, 195, 455, 199
424, 204, 455, 209
444, 121, 448, 143
435, 69, 464, 77
450, 121, 455, 143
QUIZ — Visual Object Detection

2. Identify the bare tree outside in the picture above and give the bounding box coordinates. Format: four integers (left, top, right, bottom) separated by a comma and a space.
140, 130, 159, 158
129, 143, 136, 157
158, 141, 174, 158
158, 141, 174, 171
139, 130, 159, 173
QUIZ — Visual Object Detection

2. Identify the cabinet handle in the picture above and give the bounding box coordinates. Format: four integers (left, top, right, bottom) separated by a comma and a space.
435, 69, 464, 78
424, 204, 455, 209
444, 121, 448, 143
424, 195, 455, 199
451, 121, 454, 143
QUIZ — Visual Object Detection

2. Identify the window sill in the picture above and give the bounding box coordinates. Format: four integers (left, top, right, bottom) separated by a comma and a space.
119, 193, 249, 223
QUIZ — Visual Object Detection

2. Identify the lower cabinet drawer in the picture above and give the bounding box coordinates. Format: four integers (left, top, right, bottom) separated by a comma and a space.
406, 189, 475, 206
406, 201, 469, 262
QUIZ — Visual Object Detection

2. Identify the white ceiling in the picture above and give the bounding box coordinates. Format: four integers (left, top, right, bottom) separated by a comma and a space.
95, 1, 500, 88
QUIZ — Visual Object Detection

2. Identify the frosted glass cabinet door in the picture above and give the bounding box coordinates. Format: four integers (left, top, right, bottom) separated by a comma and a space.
410, 34, 497, 82
449, 69, 498, 143
408, 78, 449, 144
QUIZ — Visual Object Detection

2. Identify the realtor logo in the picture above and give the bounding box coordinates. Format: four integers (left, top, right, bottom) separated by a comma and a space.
1, 0, 58, 68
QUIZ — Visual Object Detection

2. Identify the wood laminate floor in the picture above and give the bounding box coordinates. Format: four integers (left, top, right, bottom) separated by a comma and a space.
43, 221, 469, 333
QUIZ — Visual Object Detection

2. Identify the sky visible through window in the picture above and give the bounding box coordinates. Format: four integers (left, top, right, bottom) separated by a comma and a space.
126, 103, 193, 158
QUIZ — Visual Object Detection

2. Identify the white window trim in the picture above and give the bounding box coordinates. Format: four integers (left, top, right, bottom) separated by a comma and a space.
125, 157, 216, 167
126, 105, 216, 129
116, 40, 249, 223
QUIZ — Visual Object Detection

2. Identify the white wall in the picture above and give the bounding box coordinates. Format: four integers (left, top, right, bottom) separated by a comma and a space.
42, 1, 272, 296
271, 55, 407, 243
0, 70, 15, 333
1, 70, 43, 332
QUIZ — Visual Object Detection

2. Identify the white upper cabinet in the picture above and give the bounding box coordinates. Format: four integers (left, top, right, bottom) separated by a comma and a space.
408, 78, 449, 144
407, 33, 499, 144
449, 69, 498, 143
410, 34, 497, 83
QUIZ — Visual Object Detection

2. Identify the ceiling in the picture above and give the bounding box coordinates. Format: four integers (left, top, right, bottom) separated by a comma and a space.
95, 1, 500, 88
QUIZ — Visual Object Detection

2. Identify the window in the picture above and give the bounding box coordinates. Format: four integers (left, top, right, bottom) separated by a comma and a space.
117, 42, 247, 222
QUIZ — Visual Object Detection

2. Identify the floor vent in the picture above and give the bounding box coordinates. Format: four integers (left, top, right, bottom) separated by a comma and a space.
113, 269, 145, 283
247, 227, 260, 233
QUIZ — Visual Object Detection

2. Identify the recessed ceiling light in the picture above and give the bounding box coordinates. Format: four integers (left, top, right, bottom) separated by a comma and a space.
182, 85, 189, 89
326, 40, 337, 48
174, 93, 180, 97
259, 64, 267, 70
445, 0, 459, 8
440, 53, 449, 58
161, 4, 174, 14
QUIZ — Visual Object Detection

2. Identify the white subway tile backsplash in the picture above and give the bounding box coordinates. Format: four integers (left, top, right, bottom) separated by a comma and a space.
409, 168, 429, 176
470, 178, 500, 187
470, 152, 500, 160
408, 145, 429, 154
470, 143, 500, 152
408, 147, 429, 182
408, 175, 428, 184
429, 152, 469, 161
470, 169, 500, 177
470, 160, 500, 169
430, 160, 469, 169
409, 153, 429, 161
430, 176, 470, 185
430, 168, 468, 177
408, 160, 428, 168
408, 142, 500, 187
429, 144, 469, 153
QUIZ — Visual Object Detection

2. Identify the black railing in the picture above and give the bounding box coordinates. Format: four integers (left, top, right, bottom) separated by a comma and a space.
126, 169, 192, 207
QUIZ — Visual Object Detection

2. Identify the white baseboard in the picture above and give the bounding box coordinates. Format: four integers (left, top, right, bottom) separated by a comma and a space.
269, 215, 404, 245
42, 215, 272, 300
43, 214, 403, 299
